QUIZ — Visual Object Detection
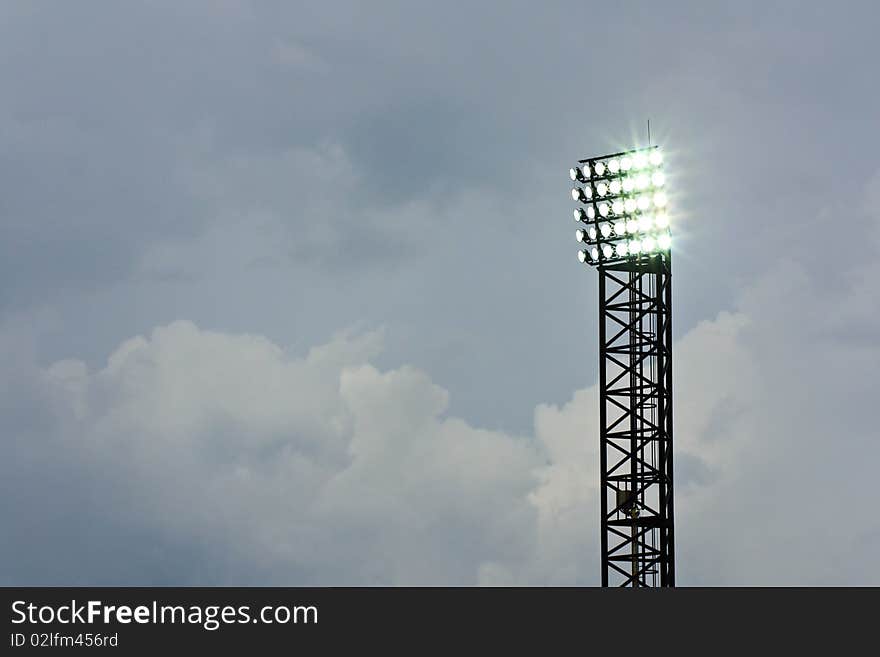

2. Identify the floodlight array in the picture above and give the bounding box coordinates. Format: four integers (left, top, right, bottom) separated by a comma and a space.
571, 146, 671, 266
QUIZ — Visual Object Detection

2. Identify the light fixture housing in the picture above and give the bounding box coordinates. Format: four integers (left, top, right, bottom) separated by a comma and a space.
569, 145, 671, 266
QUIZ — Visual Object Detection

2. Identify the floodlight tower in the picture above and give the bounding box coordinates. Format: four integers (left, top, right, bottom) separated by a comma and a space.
570, 146, 675, 587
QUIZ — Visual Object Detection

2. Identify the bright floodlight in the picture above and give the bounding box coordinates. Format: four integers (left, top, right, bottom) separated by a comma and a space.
578, 249, 588, 263
568, 146, 672, 266
571, 187, 592, 203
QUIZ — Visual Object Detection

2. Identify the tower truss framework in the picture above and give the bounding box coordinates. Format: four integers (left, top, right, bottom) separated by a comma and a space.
598, 254, 674, 587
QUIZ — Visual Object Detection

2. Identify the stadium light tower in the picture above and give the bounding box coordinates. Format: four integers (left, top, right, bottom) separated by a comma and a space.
571, 146, 675, 587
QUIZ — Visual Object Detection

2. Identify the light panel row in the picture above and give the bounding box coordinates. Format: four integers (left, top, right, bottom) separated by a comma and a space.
575, 212, 669, 241
570, 172, 665, 201
572, 192, 668, 218
570, 149, 662, 182
577, 233, 671, 263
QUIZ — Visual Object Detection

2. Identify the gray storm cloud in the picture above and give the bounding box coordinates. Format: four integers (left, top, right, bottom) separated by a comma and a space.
4, 228, 879, 584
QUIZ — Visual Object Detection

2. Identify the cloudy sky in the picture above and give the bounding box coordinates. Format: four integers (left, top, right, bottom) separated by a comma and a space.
2, 1, 879, 585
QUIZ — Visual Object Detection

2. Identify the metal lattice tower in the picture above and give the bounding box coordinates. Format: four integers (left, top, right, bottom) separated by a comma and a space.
570, 146, 675, 587
599, 255, 674, 586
